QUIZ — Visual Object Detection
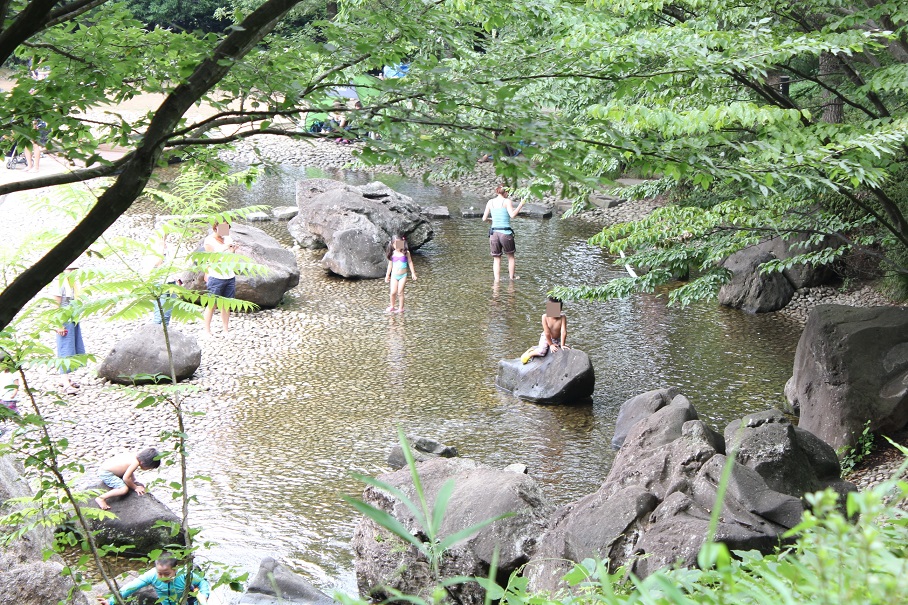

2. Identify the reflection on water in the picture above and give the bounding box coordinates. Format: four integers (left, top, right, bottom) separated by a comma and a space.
171, 166, 801, 595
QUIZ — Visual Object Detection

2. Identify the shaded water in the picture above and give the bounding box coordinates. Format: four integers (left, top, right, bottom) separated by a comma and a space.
168, 167, 802, 594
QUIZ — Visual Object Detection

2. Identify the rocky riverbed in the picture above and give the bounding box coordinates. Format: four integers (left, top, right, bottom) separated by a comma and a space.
2, 134, 905, 509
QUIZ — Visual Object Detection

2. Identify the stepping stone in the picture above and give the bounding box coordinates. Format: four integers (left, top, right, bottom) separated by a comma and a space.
272, 206, 299, 220
423, 205, 450, 219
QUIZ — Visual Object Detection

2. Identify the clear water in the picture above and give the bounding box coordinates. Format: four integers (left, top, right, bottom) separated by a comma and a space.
159, 165, 801, 595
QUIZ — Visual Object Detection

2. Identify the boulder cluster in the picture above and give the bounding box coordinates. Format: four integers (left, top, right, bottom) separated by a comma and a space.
352, 392, 853, 603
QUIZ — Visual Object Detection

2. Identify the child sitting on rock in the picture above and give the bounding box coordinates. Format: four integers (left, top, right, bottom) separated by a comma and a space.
521, 296, 569, 363
94, 448, 160, 510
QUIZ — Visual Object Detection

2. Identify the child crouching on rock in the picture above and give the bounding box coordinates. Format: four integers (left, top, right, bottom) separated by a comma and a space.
521, 296, 569, 364
94, 447, 160, 510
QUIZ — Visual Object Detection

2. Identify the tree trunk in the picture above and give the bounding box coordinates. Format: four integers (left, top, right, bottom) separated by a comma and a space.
820, 52, 844, 124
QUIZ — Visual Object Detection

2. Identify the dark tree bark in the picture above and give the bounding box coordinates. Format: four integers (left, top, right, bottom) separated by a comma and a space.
0, 0, 305, 330
820, 52, 844, 124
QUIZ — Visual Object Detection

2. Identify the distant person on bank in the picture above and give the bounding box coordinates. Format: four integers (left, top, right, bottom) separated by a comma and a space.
54, 264, 85, 393
482, 185, 524, 282
203, 222, 238, 336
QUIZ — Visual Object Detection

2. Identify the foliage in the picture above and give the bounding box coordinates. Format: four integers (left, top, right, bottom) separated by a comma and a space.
838, 420, 876, 475
125, 0, 230, 33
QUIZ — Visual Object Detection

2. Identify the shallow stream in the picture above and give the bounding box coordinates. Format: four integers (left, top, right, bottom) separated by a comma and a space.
154, 166, 802, 595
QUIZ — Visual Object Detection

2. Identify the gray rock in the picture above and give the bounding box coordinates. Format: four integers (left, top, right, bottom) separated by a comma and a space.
762, 233, 836, 290
388, 436, 459, 470
0, 455, 89, 605
529, 406, 797, 590
690, 455, 804, 529
182, 223, 300, 308
617, 398, 700, 454
718, 248, 795, 313
520, 204, 552, 218
724, 409, 853, 499
496, 349, 594, 404
611, 387, 680, 449
272, 206, 300, 220
461, 208, 483, 218
97, 324, 201, 385
240, 557, 335, 605
631, 491, 783, 579
792, 305, 908, 450
246, 211, 271, 222
782, 376, 800, 415
423, 205, 450, 219
526, 485, 657, 592
352, 458, 552, 605
289, 180, 433, 279
504, 463, 528, 474
81, 483, 184, 555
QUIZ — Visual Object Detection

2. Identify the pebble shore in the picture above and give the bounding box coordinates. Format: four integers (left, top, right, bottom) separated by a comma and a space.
2, 133, 905, 498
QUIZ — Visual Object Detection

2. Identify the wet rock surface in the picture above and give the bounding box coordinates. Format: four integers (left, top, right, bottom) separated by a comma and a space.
497, 349, 595, 404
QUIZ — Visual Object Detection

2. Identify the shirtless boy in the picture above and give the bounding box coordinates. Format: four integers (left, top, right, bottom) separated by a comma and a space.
94, 448, 160, 510
522, 297, 569, 363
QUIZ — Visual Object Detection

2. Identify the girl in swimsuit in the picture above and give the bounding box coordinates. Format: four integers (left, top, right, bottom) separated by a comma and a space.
384, 234, 417, 313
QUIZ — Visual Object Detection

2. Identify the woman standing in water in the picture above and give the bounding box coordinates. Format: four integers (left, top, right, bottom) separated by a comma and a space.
482, 185, 524, 282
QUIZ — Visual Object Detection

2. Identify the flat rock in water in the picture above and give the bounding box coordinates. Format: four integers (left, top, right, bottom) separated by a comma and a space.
423, 205, 450, 218
496, 349, 594, 404
521, 203, 552, 218
246, 211, 271, 222
272, 206, 299, 220
461, 208, 483, 218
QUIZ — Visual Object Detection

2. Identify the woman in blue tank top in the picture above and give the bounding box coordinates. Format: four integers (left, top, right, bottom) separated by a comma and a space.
481, 185, 525, 281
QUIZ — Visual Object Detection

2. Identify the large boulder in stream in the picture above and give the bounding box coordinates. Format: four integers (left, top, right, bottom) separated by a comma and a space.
718, 235, 836, 313
289, 179, 433, 278
788, 304, 908, 450
240, 557, 336, 605
525, 392, 847, 593
352, 457, 552, 605
496, 349, 594, 404
81, 483, 183, 555
97, 324, 201, 384
718, 248, 795, 313
182, 223, 300, 308
1, 455, 89, 605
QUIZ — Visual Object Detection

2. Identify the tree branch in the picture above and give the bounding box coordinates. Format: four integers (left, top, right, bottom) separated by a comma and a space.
0, 0, 306, 330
